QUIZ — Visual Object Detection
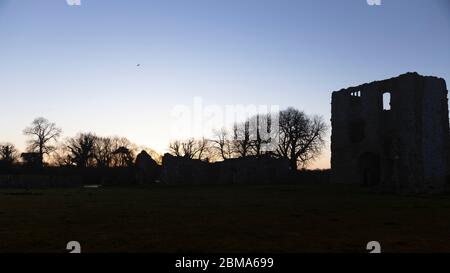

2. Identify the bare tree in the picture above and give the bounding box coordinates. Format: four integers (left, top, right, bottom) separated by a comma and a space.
168, 140, 183, 157
66, 133, 97, 167
232, 120, 254, 157
168, 138, 210, 160
276, 108, 327, 170
182, 139, 197, 159
211, 128, 234, 160
0, 143, 18, 164
195, 138, 210, 161
23, 117, 62, 163
110, 137, 136, 167
246, 114, 276, 156
49, 144, 71, 167
113, 146, 134, 167
94, 137, 114, 168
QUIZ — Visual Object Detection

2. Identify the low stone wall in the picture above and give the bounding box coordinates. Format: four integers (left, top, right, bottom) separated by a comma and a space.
161, 154, 290, 185
161, 155, 212, 185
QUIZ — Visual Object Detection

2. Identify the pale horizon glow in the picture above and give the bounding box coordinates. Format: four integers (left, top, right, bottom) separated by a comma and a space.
0, 0, 449, 169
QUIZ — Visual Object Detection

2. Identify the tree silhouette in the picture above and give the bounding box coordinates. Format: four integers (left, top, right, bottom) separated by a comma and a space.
232, 120, 253, 157
94, 137, 114, 168
23, 117, 62, 163
51, 135, 138, 168
168, 138, 210, 160
0, 143, 18, 164
248, 114, 274, 156
194, 138, 210, 161
168, 140, 183, 157
276, 108, 327, 170
110, 137, 136, 167
66, 133, 97, 167
113, 146, 134, 167
211, 128, 234, 160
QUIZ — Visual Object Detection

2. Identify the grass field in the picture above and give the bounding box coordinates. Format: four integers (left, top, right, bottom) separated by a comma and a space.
1, 183, 450, 253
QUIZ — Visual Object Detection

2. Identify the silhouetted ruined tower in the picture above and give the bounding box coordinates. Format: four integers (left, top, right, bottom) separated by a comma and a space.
331, 72, 449, 193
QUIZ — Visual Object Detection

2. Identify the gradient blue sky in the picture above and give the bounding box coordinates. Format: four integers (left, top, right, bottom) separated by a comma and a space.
0, 0, 449, 168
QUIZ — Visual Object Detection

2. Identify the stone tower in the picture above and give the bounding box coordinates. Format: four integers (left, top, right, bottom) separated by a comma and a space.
331, 72, 449, 193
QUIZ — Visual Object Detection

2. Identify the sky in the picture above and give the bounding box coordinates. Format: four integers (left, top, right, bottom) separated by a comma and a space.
0, 0, 449, 168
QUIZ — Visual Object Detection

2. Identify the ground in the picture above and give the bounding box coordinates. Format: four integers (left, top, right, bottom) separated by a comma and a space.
1, 183, 450, 253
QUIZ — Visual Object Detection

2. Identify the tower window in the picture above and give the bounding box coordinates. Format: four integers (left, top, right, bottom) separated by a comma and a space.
383, 92, 391, 110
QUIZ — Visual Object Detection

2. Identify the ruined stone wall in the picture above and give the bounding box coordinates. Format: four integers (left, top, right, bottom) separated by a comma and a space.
421, 77, 449, 190
161, 154, 290, 185
217, 156, 290, 185
161, 154, 212, 185
331, 72, 449, 193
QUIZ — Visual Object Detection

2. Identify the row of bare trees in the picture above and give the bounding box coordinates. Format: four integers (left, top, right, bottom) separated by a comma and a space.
168, 107, 328, 170
53, 134, 137, 168
168, 138, 210, 160
168, 113, 277, 161
0, 117, 148, 168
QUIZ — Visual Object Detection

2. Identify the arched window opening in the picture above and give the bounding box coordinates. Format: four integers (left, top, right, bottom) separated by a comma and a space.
383, 92, 391, 111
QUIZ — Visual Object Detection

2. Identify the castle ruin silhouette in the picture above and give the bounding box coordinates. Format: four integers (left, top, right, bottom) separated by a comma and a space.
331, 72, 449, 193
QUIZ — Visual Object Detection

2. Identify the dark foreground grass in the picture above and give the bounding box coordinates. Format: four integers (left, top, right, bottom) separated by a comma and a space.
1, 183, 450, 253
